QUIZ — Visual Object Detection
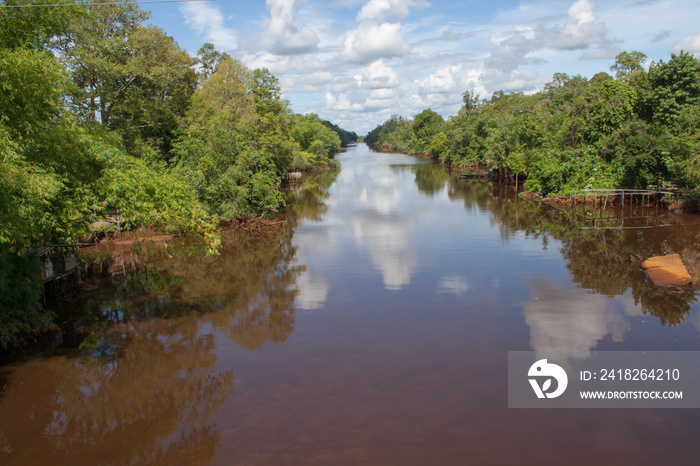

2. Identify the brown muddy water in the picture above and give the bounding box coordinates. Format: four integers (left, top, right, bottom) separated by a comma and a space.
3, 144, 700, 465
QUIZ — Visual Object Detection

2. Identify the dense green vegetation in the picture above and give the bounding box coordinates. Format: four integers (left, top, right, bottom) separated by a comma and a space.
0, 0, 353, 347
367, 51, 700, 196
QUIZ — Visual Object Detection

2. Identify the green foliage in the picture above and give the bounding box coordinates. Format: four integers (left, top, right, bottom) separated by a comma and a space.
0, 48, 64, 137
644, 52, 700, 127
366, 110, 445, 155
290, 114, 341, 159
410, 109, 445, 153
321, 120, 358, 147
96, 150, 208, 232
0, 0, 80, 51
196, 42, 230, 82
0, 246, 55, 349
526, 148, 616, 195
0, 125, 61, 248
365, 115, 413, 153
1, 0, 342, 344
57, 1, 197, 160
611, 50, 647, 82
363, 50, 700, 192
175, 59, 302, 217
430, 132, 448, 156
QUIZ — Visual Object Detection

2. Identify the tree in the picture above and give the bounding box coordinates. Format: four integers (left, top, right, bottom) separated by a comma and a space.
196, 42, 230, 82
0, 0, 79, 51
59, 0, 196, 159
107, 26, 197, 160
58, 0, 149, 125
644, 52, 700, 127
610, 50, 647, 82
411, 109, 445, 152
291, 114, 341, 159
175, 59, 290, 217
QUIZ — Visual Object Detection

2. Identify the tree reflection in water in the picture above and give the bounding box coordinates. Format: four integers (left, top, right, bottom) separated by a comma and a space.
0, 191, 319, 463
0, 313, 232, 465
441, 170, 699, 327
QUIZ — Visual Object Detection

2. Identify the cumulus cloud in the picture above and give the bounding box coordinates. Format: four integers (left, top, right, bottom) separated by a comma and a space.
294, 71, 334, 93
341, 22, 411, 63
486, 26, 539, 72
357, 0, 430, 22
356, 60, 401, 88
242, 53, 326, 75
264, 0, 320, 54
299, 71, 334, 85
541, 0, 610, 51
412, 64, 487, 114
671, 33, 700, 54
478, 0, 610, 94
325, 92, 364, 112
324, 59, 403, 114
180, 3, 237, 51
416, 64, 460, 94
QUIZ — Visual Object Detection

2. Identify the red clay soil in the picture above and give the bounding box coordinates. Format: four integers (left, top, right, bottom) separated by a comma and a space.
80, 231, 175, 256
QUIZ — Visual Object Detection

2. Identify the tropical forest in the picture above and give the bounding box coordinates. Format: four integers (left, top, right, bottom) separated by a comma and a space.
0, 0, 356, 347
366, 50, 700, 196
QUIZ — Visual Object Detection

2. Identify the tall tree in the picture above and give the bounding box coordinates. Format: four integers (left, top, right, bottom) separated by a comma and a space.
59, 0, 195, 161
196, 42, 230, 82
175, 59, 287, 217
610, 50, 647, 82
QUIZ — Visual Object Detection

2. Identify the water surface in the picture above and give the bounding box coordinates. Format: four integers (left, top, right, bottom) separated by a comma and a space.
2, 144, 700, 465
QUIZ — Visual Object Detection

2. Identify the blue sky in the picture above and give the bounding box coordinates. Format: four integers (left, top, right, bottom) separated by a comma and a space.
145, 0, 700, 133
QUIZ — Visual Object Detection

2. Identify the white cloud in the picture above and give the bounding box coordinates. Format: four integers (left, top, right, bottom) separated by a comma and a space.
242, 53, 326, 75
293, 71, 334, 93
341, 22, 411, 63
671, 33, 700, 54
357, 0, 430, 22
356, 60, 401, 89
486, 26, 540, 72
415, 64, 459, 94
501, 69, 541, 92
180, 3, 237, 51
541, 0, 610, 51
325, 92, 364, 112
331, 77, 358, 93
264, 0, 320, 54
299, 71, 334, 85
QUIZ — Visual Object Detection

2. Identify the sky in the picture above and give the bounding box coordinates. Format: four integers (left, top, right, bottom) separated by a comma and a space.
145, 0, 700, 134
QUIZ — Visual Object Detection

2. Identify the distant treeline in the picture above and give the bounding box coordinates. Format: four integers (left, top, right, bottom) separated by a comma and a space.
0, 0, 353, 348
366, 50, 700, 196
322, 120, 359, 148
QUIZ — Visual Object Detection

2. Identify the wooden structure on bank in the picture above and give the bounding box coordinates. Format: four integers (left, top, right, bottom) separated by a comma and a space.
33, 245, 81, 301
571, 189, 672, 208
569, 189, 674, 230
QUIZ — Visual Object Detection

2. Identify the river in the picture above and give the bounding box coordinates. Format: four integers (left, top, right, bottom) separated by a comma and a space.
2, 143, 700, 464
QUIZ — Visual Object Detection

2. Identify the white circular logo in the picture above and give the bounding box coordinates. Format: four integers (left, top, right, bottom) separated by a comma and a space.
528, 359, 568, 399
